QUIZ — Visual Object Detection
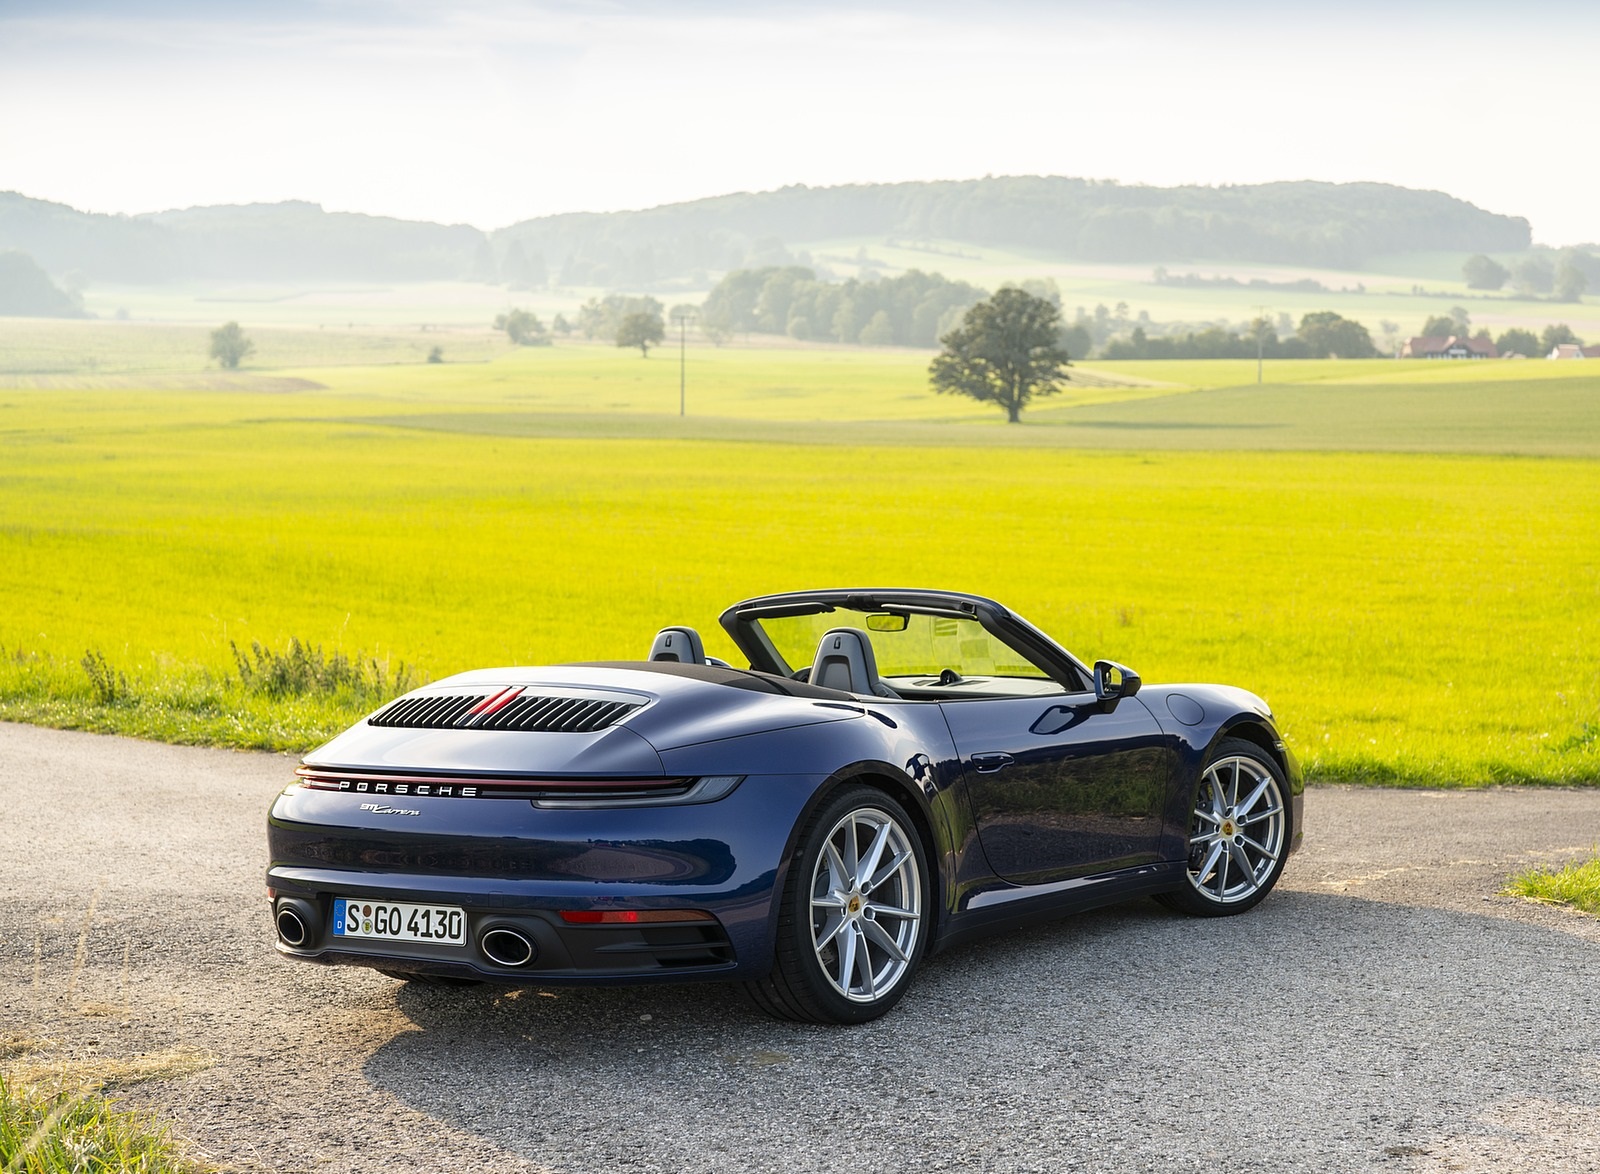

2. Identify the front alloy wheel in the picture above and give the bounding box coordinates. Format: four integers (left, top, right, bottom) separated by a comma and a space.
744, 785, 928, 1024
1163, 738, 1289, 917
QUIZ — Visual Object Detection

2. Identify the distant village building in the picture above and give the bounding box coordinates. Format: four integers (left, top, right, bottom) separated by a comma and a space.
1547, 343, 1600, 359
1400, 335, 1498, 359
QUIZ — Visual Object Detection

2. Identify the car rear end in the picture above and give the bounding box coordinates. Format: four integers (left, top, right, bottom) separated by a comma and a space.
265, 668, 859, 986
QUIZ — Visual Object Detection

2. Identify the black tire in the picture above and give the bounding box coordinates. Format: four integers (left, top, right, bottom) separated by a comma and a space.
1158, 737, 1291, 918
744, 784, 930, 1024
377, 968, 484, 987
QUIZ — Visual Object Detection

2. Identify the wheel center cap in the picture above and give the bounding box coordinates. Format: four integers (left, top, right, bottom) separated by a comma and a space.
847, 894, 863, 916
1221, 819, 1236, 837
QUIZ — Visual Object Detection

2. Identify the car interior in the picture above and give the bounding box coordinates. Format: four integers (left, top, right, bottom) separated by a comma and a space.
646, 624, 1067, 702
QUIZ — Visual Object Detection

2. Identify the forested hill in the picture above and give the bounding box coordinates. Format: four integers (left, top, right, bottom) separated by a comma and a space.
0, 178, 1532, 287
0, 193, 485, 283
499, 178, 1532, 283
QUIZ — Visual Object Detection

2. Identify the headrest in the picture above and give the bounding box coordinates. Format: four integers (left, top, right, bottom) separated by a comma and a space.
811, 627, 883, 695
648, 626, 706, 664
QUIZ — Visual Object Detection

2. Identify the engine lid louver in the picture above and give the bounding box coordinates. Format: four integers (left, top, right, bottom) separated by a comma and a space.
369, 688, 643, 733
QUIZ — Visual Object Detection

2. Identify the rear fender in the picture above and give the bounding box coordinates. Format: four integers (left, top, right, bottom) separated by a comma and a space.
760, 758, 957, 959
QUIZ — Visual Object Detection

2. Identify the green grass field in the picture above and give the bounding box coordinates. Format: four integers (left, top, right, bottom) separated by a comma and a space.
0, 318, 509, 377
0, 331, 1595, 785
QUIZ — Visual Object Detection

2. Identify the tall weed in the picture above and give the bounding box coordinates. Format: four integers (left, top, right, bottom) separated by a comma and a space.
230, 638, 411, 703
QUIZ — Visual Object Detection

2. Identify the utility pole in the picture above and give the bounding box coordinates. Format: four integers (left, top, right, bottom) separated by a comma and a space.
670, 306, 698, 417
1255, 305, 1270, 385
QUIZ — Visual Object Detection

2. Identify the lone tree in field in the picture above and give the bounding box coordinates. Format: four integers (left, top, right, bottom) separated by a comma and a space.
616, 310, 665, 357
929, 288, 1071, 423
209, 321, 255, 370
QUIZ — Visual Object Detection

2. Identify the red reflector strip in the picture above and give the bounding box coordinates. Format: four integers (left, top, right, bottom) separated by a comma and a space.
466, 686, 523, 718
559, 909, 714, 925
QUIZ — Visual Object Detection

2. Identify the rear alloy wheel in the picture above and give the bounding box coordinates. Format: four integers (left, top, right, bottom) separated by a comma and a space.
744, 785, 928, 1024
1162, 738, 1289, 917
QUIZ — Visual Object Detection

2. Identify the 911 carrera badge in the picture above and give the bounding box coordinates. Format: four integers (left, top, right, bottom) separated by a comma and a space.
359, 802, 421, 817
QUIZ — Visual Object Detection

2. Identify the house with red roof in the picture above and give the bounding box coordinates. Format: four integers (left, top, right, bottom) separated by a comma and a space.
1547, 343, 1600, 359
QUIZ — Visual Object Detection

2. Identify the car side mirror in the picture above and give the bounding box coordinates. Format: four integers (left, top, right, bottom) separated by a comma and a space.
1093, 660, 1141, 711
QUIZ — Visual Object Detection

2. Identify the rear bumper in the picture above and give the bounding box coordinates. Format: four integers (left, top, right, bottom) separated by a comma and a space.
268, 883, 738, 984
266, 772, 825, 984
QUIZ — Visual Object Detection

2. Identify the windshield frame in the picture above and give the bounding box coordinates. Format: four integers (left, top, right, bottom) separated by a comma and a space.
718, 589, 1090, 693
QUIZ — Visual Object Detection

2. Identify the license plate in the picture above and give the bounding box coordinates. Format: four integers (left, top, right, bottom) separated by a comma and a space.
332, 898, 466, 945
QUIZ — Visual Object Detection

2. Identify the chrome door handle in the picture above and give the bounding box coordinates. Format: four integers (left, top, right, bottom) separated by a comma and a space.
971, 752, 1015, 773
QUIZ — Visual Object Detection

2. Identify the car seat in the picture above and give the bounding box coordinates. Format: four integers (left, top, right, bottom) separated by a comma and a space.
810, 628, 900, 698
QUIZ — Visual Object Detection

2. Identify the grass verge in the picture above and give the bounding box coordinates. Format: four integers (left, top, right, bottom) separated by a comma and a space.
1, 640, 412, 753
0, 1054, 217, 1174
1504, 856, 1600, 915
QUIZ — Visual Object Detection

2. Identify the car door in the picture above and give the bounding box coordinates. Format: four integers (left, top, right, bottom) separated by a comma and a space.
941, 692, 1172, 886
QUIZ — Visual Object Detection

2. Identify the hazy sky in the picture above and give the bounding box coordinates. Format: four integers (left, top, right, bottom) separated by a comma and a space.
3, 0, 1597, 243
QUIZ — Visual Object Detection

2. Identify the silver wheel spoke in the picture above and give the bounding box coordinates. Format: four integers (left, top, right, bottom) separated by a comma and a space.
857, 821, 893, 890
814, 913, 848, 951
1239, 833, 1276, 859
866, 849, 912, 893
837, 923, 858, 990
1238, 776, 1273, 816
1194, 808, 1223, 827
1229, 760, 1241, 808
1241, 803, 1282, 826
842, 820, 860, 878
823, 842, 850, 894
861, 917, 908, 963
853, 927, 876, 998
1227, 839, 1256, 883
1208, 773, 1228, 816
1195, 841, 1225, 888
866, 901, 917, 921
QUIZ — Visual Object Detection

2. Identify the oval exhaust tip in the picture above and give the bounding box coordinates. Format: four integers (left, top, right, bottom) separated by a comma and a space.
481, 927, 536, 968
276, 907, 308, 947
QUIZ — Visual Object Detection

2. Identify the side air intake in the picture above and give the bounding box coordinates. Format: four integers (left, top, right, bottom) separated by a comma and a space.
369, 689, 642, 733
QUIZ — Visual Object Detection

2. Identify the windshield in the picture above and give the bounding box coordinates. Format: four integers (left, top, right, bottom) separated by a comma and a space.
758, 608, 1051, 680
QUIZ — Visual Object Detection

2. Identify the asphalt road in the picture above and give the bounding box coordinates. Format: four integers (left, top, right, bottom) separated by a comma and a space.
3, 721, 1598, 1173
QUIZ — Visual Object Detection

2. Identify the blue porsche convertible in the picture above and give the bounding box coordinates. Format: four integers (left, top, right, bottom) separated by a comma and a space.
267, 588, 1302, 1023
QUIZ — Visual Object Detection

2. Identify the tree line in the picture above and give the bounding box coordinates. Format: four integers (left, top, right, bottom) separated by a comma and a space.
498, 270, 1588, 362
1462, 249, 1595, 301
696, 267, 986, 347
1101, 312, 1377, 360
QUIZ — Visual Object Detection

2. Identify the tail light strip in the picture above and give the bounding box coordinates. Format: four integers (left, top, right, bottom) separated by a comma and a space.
294, 768, 695, 800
